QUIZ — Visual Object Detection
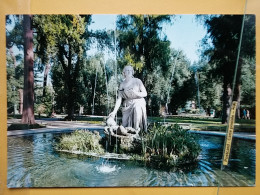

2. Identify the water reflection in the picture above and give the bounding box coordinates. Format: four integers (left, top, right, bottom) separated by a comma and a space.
7, 132, 255, 187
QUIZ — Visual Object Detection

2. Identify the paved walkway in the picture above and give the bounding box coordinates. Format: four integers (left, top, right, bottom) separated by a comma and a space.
7, 118, 104, 136
189, 130, 255, 141
7, 118, 256, 141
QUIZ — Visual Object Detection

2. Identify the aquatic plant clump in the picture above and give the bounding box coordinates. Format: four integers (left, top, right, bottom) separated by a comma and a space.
56, 130, 105, 154
143, 123, 201, 167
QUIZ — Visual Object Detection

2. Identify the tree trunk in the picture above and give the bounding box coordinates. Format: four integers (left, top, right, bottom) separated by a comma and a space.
235, 84, 241, 119
18, 89, 23, 114
8, 47, 17, 68
79, 106, 84, 115
221, 80, 232, 124
66, 44, 75, 120
221, 59, 242, 123
21, 15, 35, 124
43, 63, 51, 97
67, 84, 75, 119
234, 59, 242, 119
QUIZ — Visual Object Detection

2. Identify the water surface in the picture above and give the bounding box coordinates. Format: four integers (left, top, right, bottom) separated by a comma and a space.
7, 132, 255, 187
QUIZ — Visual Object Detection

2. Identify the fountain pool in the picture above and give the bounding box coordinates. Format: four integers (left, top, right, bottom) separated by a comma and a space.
7, 131, 255, 187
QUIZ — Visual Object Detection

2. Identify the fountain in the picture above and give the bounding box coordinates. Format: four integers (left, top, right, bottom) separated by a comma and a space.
194, 71, 201, 109
165, 51, 180, 115
92, 61, 98, 115
103, 62, 110, 116
51, 64, 202, 168
7, 132, 255, 187
103, 65, 147, 153
96, 159, 120, 174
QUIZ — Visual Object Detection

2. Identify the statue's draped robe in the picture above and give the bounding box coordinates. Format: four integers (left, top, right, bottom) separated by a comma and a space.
119, 78, 147, 132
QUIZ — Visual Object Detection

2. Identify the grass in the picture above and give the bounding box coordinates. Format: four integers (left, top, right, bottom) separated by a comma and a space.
8, 114, 50, 119
55, 125, 201, 168
7, 114, 254, 133
62, 115, 255, 132
55, 130, 105, 154
104, 123, 202, 168
83, 121, 104, 125
8, 123, 46, 130
62, 116, 105, 125
141, 123, 201, 167
149, 116, 255, 124
148, 116, 255, 132
64, 116, 105, 121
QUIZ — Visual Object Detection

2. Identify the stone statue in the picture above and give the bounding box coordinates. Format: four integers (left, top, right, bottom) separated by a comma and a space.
105, 65, 147, 136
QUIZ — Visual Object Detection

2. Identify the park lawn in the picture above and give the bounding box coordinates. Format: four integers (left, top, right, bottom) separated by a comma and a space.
70, 115, 255, 132
71, 116, 105, 125
7, 115, 255, 132
148, 116, 255, 132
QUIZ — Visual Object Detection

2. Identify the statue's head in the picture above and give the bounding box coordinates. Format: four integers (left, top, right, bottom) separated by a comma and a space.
123, 65, 134, 78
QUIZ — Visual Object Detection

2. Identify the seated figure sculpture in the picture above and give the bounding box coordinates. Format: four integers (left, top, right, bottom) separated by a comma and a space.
106, 65, 147, 136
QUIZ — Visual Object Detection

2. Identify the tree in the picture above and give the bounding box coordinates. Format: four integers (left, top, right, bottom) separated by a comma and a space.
84, 54, 108, 115
146, 49, 194, 116
195, 60, 222, 117
34, 85, 54, 117
33, 15, 59, 98
21, 15, 35, 124
36, 15, 112, 119
33, 15, 90, 119
116, 15, 174, 115
6, 52, 24, 114
201, 15, 255, 123
6, 15, 24, 69
167, 50, 196, 114
240, 57, 255, 118
6, 15, 24, 114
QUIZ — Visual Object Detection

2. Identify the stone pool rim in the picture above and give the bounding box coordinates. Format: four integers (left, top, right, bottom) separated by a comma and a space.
7, 126, 256, 141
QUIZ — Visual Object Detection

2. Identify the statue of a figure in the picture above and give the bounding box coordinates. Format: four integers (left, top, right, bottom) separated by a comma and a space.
107, 65, 147, 135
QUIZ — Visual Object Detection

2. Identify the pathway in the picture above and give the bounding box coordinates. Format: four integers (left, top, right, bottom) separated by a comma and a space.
7, 118, 255, 141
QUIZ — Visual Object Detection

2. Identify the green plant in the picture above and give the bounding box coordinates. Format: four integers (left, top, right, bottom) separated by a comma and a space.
56, 130, 105, 154
8, 123, 45, 130
144, 123, 201, 167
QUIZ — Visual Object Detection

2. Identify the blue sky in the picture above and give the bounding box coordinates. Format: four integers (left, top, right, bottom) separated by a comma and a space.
89, 14, 208, 64
8, 14, 208, 65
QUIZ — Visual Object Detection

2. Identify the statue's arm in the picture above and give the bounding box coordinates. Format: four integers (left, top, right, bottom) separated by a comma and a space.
111, 96, 122, 114
133, 79, 147, 98
109, 88, 122, 118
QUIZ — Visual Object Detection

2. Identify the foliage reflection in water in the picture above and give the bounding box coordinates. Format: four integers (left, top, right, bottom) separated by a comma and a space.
7, 132, 255, 187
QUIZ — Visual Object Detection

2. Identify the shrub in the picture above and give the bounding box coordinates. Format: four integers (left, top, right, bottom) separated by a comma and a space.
143, 123, 201, 167
56, 130, 104, 154
8, 123, 45, 130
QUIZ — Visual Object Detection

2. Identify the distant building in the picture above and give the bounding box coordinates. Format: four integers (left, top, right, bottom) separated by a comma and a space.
185, 100, 196, 110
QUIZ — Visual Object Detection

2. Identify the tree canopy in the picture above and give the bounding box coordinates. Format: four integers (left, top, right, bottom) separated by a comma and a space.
6, 14, 255, 121
198, 15, 255, 122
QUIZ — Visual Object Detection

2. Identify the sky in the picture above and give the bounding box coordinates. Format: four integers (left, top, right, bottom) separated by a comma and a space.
7, 14, 208, 65
89, 14, 208, 64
